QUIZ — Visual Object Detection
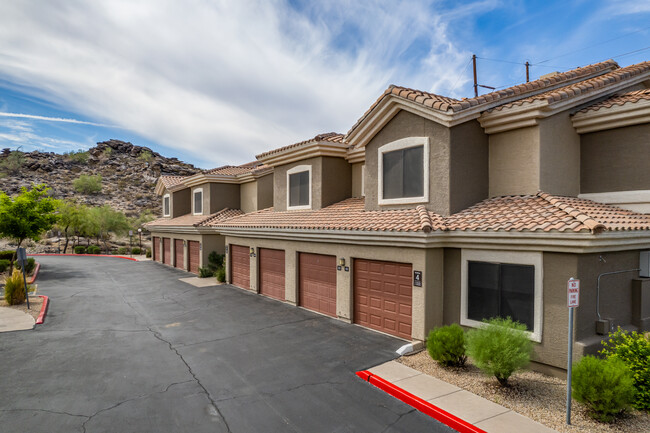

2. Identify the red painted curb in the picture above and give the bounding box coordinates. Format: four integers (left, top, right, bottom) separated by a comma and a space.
27, 262, 41, 284
29, 253, 137, 262
356, 370, 487, 433
35, 295, 49, 325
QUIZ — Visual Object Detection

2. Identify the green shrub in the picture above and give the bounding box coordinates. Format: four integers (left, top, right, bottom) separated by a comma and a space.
572, 355, 635, 422
138, 150, 154, 163
117, 247, 129, 255
145, 249, 151, 258
131, 247, 141, 255
215, 267, 226, 282
0, 259, 10, 273
427, 324, 467, 367
17, 257, 36, 274
74, 246, 86, 254
86, 245, 101, 254
198, 267, 213, 278
466, 317, 532, 385
4, 269, 26, 305
0, 250, 14, 261
600, 328, 650, 411
208, 251, 224, 272
65, 150, 89, 163
72, 174, 102, 195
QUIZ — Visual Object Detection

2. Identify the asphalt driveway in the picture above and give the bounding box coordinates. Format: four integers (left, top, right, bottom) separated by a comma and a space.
0, 256, 452, 432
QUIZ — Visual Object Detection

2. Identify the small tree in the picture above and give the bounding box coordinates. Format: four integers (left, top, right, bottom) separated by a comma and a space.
55, 200, 84, 253
87, 205, 130, 252
73, 174, 102, 195
0, 149, 25, 175
0, 184, 59, 266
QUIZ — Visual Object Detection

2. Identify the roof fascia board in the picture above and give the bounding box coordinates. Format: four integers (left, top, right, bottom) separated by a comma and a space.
572, 99, 650, 133
146, 226, 203, 234
259, 143, 348, 167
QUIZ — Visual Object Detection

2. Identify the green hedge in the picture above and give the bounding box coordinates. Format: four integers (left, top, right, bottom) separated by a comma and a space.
86, 245, 101, 254
427, 324, 467, 367
0, 259, 10, 273
74, 246, 86, 254
131, 247, 141, 255
0, 250, 15, 261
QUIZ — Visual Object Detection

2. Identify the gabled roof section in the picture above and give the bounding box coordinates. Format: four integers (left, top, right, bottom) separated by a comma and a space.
154, 175, 188, 196
256, 133, 347, 167
577, 87, 650, 112
346, 60, 620, 150
145, 208, 244, 229
182, 162, 272, 187
572, 87, 650, 133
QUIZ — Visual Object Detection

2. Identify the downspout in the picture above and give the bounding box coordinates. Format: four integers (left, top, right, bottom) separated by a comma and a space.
596, 269, 640, 321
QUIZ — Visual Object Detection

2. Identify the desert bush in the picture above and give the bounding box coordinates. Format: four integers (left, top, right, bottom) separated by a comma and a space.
17, 257, 36, 274
131, 247, 141, 255
4, 269, 26, 305
198, 267, 213, 278
572, 355, 635, 422
145, 249, 151, 258
0, 259, 10, 273
0, 250, 14, 261
600, 328, 650, 411
0, 150, 25, 175
117, 247, 129, 255
73, 174, 102, 195
138, 150, 154, 163
74, 245, 86, 254
207, 251, 224, 273
466, 317, 533, 385
86, 245, 101, 254
65, 150, 89, 163
215, 267, 226, 282
427, 324, 467, 367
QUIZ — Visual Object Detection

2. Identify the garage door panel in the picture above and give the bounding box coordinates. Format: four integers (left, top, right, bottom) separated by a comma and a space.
163, 238, 171, 265
231, 245, 250, 290
354, 259, 412, 340
188, 241, 200, 274
259, 248, 285, 300
153, 237, 160, 262
299, 253, 336, 318
174, 240, 184, 269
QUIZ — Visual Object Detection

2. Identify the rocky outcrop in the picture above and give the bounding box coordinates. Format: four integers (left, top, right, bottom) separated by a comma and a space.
0, 140, 200, 216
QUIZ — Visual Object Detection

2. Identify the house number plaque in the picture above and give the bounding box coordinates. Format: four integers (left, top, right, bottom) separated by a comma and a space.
413, 271, 422, 287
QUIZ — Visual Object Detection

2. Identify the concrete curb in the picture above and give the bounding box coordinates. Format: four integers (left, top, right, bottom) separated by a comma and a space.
27, 262, 41, 284
29, 253, 137, 262
35, 295, 49, 325
356, 370, 487, 433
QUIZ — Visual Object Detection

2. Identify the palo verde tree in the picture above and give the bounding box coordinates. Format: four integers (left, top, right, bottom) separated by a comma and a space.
0, 184, 59, 265
55, 200, 84, 253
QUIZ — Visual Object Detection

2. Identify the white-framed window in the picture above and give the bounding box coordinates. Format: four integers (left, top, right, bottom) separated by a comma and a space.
378, 137, 429, 205
287, 165, 311, 210
163, 194, 170, 217
193, 188, 203, 215
461, 249, 543, 342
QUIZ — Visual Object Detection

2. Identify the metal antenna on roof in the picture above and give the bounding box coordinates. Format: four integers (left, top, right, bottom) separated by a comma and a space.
526, 61, 530, 82
472, 54, 496, 97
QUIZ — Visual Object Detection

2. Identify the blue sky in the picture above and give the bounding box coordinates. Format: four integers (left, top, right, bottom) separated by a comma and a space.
1, 0, 649, 168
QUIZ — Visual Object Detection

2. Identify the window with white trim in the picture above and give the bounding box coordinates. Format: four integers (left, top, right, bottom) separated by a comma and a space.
378, 137, 429, 205
461, 250, 543, 342
287, 165, 311, 209
163, 194, 170, 216
193, 188, 203, 215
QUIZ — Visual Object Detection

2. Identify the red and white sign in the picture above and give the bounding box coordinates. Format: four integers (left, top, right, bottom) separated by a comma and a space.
567, 279, 580, 308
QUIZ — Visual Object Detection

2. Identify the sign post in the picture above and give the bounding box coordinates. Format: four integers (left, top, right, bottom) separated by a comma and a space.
16, 247, 30, 310
566, 277, 580, 425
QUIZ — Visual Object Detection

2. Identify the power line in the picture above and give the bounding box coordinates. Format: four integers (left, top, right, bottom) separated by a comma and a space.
447, 57, 472, 95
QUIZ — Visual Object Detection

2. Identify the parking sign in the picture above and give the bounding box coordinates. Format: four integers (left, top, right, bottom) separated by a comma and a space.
567, 279, 580, 307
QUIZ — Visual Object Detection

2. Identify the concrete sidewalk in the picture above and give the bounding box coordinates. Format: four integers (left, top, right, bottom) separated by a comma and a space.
0, 306, 35, 332
368, 361, 558, 433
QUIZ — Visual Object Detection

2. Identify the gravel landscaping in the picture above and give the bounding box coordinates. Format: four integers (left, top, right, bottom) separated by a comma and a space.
398, 350, 649, 433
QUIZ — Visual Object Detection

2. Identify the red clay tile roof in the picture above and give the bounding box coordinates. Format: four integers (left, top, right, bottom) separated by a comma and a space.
347, 60, 619, 136
159, 175, 187, 189
200, 208, 245, 226
491, 62, 650, 112
204, 165, 258, 176
213, 193, 650, 234
577, 88, 650, 113
146, 208, 244, 228
256, 132, 346, 160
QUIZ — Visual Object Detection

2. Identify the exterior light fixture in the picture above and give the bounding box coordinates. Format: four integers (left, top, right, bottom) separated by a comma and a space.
339, 257, 345, 267
250, 247, 256, 257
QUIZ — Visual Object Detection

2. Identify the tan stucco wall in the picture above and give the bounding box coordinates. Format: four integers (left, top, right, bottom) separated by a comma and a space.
539, 111, 580, 196
364, 110, 452, 214
256, 173, 274, 210
209, 183, 240, 213
488, 126, 540, 196
149, 231, 225, 270
351, 163, 364, 198
240, 181, 257, 214
224, 235, 444, 341
171, 189, 191, 218
273, 157, 322, 211
442, 248, 462, 325
449, 120, 489, 213
320, 156, 351, 208
580, 123, 650, 193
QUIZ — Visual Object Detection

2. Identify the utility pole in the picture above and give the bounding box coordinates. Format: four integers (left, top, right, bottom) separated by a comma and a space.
472, 54, 478, 97
526, 61, 530, 82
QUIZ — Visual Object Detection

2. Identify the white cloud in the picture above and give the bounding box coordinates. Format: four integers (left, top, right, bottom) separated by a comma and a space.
0, 0, 489, 166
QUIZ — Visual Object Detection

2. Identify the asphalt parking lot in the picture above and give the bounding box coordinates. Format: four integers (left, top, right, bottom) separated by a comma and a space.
0, 256, 452, 432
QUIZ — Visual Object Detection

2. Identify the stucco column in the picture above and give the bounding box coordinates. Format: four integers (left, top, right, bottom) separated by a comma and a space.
225, 244, 231, 283
170, 238, 175, 267
183, 240, 188, 271
250, 246, 258, 292
337, 255, 352, 322
420, 248, 444, 340
285, 250, 298, 305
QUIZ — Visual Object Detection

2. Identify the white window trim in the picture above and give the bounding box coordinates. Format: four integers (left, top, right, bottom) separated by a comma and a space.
378, 137, 430, 205
192, 188, 204, 215
460, 249, 543, 343
163, 194, 171, 217
286, 165, 312, 210
361, 164, 365, 197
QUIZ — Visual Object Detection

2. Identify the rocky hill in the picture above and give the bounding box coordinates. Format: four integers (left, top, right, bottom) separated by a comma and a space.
0, 139, 200, 216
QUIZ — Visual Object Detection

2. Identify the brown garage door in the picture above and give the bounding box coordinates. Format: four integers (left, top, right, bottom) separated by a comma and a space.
299, 253, 336, 317
259, 248, 285, 300
174, 239, 184, 269
163, 238, 171, 265
188, 241, 200, 274
354, 259, 412, 340
153, 236, 159, 262
231, 245, 250, 290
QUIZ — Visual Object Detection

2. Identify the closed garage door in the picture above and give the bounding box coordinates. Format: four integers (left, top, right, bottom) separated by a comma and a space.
231, 245, 250, 290
153, 237, 159, 262
174, 239, 184, 269
354, 259, 412, 340
188, 241, 200, 274
163, 238, 171, 265
299, 253, 336, 317
259, 248, 285, 300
